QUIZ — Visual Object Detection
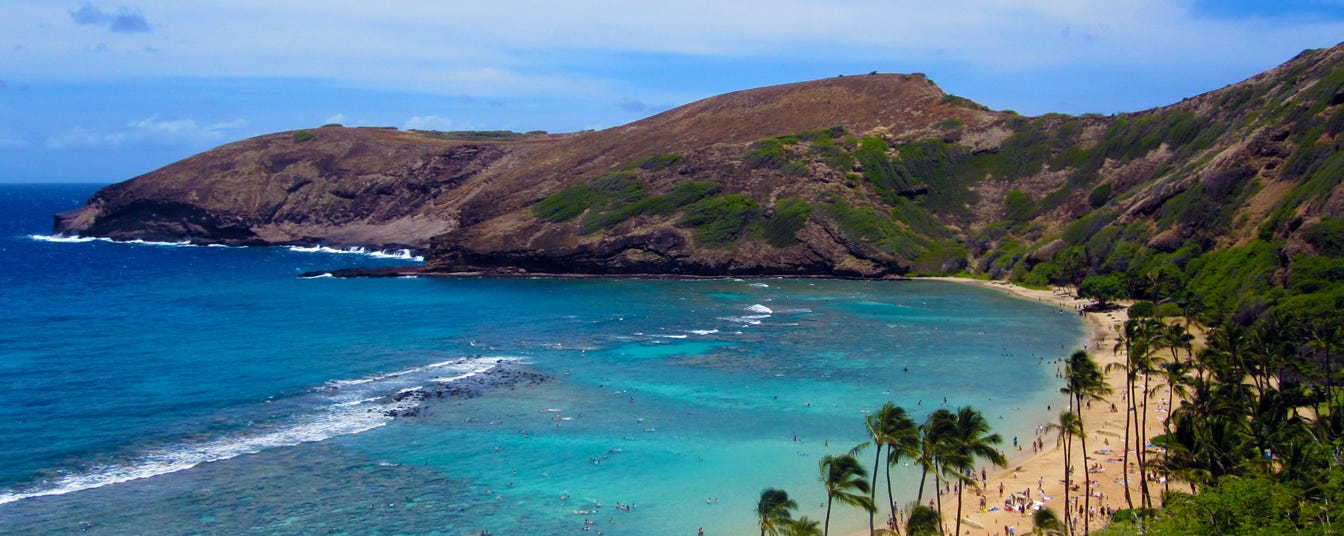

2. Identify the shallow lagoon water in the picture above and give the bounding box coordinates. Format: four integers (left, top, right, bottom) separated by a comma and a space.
0, 184, 1084, 535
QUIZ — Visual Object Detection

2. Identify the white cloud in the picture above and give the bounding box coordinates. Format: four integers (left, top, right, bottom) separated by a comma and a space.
323, 114, 345, 126
403, 115, 454, 131
44, 114, 248, 149
11, 1, 1343, 92
4, 0, 1344, 120
0, 135, 32, 149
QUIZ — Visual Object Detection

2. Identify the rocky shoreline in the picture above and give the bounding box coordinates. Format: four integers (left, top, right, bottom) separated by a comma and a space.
300, 264, 913, 281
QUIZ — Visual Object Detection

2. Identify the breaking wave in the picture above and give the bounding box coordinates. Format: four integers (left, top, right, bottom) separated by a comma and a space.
0, 357, 514, 506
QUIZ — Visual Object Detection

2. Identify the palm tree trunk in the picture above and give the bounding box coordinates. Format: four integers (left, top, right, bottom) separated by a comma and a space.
1139, 372, 1153, 509
954, 479, 965, 536
1122, 372, 1135, 512
869, 445, 882, 536
1163, 384, 1175, 500
824, 498, 833, 536
885, 460, 899, 536
1063, 431, 1073, 536
915, 464, 930, 508
1071, 391, 1092, 536
934, 470, 946, 535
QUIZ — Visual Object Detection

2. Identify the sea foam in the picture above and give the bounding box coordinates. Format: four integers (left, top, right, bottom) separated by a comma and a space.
287, 245, 424, 262
0, 356, 512, 506
29, 235, 424, 261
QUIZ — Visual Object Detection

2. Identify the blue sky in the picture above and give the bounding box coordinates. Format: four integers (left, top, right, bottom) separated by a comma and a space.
2, 1, 1343, 183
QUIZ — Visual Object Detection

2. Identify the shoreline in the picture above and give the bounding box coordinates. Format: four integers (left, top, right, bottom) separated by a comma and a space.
867, 277, 1150, 536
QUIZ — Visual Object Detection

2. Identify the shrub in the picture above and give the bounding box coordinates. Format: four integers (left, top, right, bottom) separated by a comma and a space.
821, 195, 927, 259
932, 118, 964, 131
1087, 183, 1112, 208
910, 240, 968, 275
1304, 217, 1344, 256
1004, 189, 1035, 223
532, 171, 641, 227
533, 184, 594, 222
1155, 301, 1185, 317
636, 153, 683, 171
1128, 301, 1156, 318
811, 137, 855, 171
760, 197, 811, 247
745, 138, 792, 170
293, 130, 315, 142
639, 181, 722, 216
855, 137, 920, 204
679, 194, 760, 247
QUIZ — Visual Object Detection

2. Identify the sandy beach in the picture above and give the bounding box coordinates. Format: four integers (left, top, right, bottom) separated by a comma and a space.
856, 277, 1166, 536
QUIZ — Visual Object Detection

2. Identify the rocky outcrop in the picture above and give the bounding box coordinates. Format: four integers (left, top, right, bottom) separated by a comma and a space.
55, 127, 513, 250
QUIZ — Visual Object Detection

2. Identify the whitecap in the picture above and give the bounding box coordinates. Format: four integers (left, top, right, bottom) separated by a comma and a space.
0, 394, 407, 506
745, 304, 773, 314
0, 356, 515, 506
688, 329, 719, 336
29, 234, 97, 243
719, 316, 767, 325
29, 234, 194, 247
286, 245, 424, 262
123, 238, 194, 247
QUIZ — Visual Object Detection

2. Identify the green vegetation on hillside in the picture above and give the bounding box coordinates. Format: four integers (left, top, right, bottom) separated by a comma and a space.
531, 160, 821, 248
760, 197, 811, 248
410, 129, 546, 141
677, 194, 760, 246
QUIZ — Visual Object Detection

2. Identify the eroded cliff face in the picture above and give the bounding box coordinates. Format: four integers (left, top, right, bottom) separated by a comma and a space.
52, 43, 1344, 279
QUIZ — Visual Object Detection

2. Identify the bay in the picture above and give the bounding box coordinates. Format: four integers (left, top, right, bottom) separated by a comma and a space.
0, 184, 1084, 535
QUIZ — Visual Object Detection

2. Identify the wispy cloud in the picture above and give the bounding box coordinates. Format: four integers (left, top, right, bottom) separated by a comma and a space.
0, 135, 31, 149
12, 1, 1340, 103
69, 2, 150, 34
44, 115, 247, 150
403, 115, 454, 131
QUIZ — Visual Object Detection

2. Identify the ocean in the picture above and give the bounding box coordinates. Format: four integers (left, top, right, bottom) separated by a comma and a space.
0, 183, 1085, 535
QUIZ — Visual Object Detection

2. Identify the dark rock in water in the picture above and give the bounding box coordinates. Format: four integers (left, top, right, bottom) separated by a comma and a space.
382, 363, 549, 419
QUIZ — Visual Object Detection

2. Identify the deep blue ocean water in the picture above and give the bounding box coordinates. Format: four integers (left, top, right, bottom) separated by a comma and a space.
0, 184, 1085, 535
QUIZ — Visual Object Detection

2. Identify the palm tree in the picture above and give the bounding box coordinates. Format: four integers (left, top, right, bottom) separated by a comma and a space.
912, 408, 955, 508
1032, 507, 1066, 536
904, 504, 941, 536
819, 453, 874, 536
757, 487, 798, 536
946, 406, 1007, 536
1061, 350, 1110, 536
1045, 411, 1082, 536
851, 402, 917, 534
783, 516, 825, 536
1113, 318, 1162, 510
1154, 356, 1193, 498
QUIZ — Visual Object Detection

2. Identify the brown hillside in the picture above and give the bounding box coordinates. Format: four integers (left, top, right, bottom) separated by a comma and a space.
53, 43, 1344, 282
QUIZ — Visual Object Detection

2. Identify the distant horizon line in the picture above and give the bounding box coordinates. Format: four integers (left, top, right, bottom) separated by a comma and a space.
0, 181, 111, 185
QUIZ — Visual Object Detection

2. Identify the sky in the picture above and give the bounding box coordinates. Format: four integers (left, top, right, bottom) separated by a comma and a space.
2, 1, 1343, 183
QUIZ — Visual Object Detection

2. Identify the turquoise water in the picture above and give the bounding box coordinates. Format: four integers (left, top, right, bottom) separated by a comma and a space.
0, 184, 1084, 535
